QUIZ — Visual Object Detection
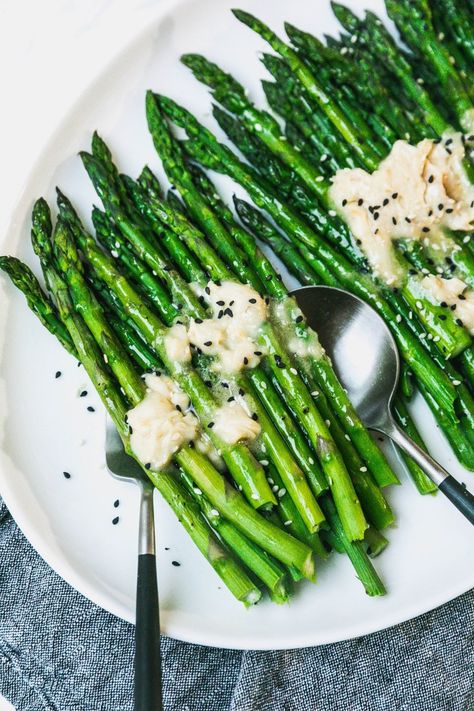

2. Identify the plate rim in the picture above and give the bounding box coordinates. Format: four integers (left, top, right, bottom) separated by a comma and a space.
0, 0, 473, 651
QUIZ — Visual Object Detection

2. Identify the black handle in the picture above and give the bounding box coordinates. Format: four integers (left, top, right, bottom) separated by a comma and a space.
438, 476, 474, 525
135, 553, 163, 711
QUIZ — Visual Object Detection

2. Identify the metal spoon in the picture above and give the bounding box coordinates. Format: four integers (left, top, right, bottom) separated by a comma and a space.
292, 285, 474, 525
106, 416, 163, 710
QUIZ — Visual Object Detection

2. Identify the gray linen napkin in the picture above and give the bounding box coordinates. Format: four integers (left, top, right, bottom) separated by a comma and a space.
0, 499, 472, 711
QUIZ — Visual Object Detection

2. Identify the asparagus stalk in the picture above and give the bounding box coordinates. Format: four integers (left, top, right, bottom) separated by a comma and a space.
0, 254, 76, 357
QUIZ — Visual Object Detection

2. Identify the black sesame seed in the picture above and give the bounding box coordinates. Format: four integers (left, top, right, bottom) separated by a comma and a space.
63, 471, 71, 479
215, 280, 222, 286
254, 351, 262, 356
445, 138, 453, 146
342, 199, 347, 207
227, 396, 235, 402
218, 310, 224, 319
428, 210, 433, 217
358, 198, 363, 206
373, 212, 379, 221
392, 192, 398, 199
208, 422, 215, 429
165, 547, 170, 551
302, 407, 309, 414
438, 203, 444, 210
216, 300, 225, 306
129, 426, 133, 435
422, 227, 430, 233
409, 269, 417, 275
295, 315, 304, 323
172, 561, 181, 567
55, 371, 62, 379
112, 517, 119, 525
440, 301, 448, 308
446, 208, 454, 214
243, 357, 249, 365
114, 499, 120, 508
87, 406, 95, 412
176, 404, 182, 412
224, 308, 233, 317
439, 314, 447, 320
205, 380, 212, 388
195, 318, 203, 324
450, 304, 457, 311
230, 300, 235, 306
459, 294, 466, 301
249, 298, 257, 304
383, 198, 389, 206
456, 318, 464, 326
265, 298, 270, 305
239, 388, 244, 396
145, 463, 151, 469
222, 382, 229, 388
204, 341, 212, 347
251, 413, 259, 421
405, 217, 412, 223
80, 390, 88, 398
428, 175, 434, 183
392, 217, 397, 225
205, 286, 211, 295
446, 148, 452, 155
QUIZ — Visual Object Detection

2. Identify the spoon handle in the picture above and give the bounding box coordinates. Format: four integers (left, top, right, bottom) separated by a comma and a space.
135, 485, 163, 711
388, 421, 474, 525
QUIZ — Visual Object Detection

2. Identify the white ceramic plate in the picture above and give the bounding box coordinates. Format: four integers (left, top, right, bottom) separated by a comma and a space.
0, 0, 473, 651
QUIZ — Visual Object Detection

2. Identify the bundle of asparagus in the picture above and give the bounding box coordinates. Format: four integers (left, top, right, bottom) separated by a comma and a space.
154, 0, 474, 478
3, 0, 473, 606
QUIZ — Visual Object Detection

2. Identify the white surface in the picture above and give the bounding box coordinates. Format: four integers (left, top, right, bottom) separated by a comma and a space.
0, 0, 473, 655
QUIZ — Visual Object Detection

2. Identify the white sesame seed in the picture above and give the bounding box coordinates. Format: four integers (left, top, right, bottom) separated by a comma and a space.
111, 250, 119, 258
396, 314, 402, 323
433, 335, 440, 342
328, 210, 337, 217
320, 153, 328, 162
463, 235, 471, 244
452, 379, 461, 386
360, 466, 368, 472
316, 176, 325, 183
420, 333, 427, 339
254, 123, 262, 132
272, 484, 279, 493
308, 457, 314, 465
344, 434, 351, 441
311, 390, 319, 397
416, 301, 423, 309
283, 519, 293, 526
325, 419, 331, 427
260, 459, 269, 466
290, 367, 298, 375
278, 488, 286, 498
210, 508, 219, 516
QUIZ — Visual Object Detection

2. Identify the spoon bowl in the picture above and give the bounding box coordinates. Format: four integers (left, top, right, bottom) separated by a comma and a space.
292, 285, 474, 525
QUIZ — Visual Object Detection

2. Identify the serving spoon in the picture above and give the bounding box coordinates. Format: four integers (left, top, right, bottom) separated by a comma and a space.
106, 416, 163, 711
292, 285, 474, 525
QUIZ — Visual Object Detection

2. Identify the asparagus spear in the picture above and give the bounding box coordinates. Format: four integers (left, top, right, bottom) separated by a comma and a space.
0, 254, 76, 357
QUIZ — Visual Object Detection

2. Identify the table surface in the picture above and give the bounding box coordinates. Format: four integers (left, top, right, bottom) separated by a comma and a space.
0, 3, 159, 707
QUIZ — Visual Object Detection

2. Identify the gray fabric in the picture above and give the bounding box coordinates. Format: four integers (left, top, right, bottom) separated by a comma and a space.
0, 499, 472, 711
